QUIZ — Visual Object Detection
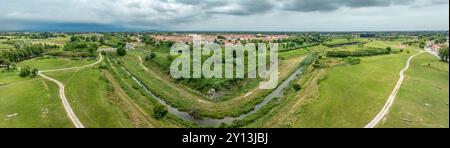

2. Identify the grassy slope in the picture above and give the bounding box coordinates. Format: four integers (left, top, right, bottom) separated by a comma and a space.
0, 72, 72, 128
46, 68, 133, 128
118, 50, 304, 118
11, 54, 181, 128
379, 54, 449, 128
105, 57, 195, 127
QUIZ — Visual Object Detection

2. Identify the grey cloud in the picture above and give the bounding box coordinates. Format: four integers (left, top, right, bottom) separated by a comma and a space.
0, 0, 448, 30
229, 0, 274, 15
171, 0, 274, 16
281, 0, 415, 12
430, 0, 449, 5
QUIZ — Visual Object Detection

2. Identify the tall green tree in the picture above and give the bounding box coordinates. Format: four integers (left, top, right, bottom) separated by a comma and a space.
19, 66, 31, 77
153, 105, 168, 120
30, 68, 39, 78
439, 45, 449, 62
116, 47, 127, 56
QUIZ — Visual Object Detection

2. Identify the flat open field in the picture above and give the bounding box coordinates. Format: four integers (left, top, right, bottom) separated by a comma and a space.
18, 57, 97, 71
1, 35, 448, 128
116, 51, 275, 118
378, 53, 449, 128
0, 71, 72, 128
256, 49, 420, 128
27, 37, 69, 45
45, 67, 134, 128
0, 44, 14, 50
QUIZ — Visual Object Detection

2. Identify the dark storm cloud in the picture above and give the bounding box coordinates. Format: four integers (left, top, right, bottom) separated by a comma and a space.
171, 0, 274, 16
430, 0, 449, 5
0, 0, 448, 31
281, 0, 414, 12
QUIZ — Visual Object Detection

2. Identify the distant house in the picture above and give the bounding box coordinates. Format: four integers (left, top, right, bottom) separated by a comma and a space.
125, 43, 135, 50
432, 44, 441, 51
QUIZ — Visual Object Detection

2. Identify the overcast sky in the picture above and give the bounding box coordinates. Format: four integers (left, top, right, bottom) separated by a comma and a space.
0, 0, 448, 31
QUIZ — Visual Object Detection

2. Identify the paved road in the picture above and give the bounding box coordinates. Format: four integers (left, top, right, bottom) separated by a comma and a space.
38, 53, 103, 128
365, 51, 424, 128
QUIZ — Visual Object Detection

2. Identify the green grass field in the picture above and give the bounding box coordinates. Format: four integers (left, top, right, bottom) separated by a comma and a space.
324, 38, 367, 47
0, 71, 72, 128
365, 40, 406, 49
18, 57, 97, 71
26, 37, 69, 45
46, 68, 134, 128
378, 54, 449, 128
280, 48, 309, 60
4, 56, 132, 128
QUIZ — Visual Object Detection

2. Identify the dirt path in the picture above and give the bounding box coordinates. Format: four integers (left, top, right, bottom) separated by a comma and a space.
38, 53, 103, 128
365, 51, 424, 128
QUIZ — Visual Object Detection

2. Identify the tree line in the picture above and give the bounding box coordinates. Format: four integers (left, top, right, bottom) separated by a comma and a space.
327, 47, 393, 58
0, 43, 59, 62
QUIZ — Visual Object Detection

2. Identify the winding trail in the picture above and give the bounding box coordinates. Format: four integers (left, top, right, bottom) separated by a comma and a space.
38, 53, 103, 128
365, 51, 424, 128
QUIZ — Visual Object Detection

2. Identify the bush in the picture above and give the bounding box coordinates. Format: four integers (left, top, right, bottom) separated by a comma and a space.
313, 60, 321, 68
386, 47, 392, 53
30, 68, 38, 78
153, 105, 168, 120
116, 47, 127, 56
345, 57, 361, 65
145, 53, 156, 61
293, 84, 302, 91
99, 64, 108, 69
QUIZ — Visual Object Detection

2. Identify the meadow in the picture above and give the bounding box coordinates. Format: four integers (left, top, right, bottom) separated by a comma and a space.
378, 53, 449, 128
245, 41, 424, 127
1, 34, 448, 128
0, 71, 72, 128
45, 67, 134, 128
18, 57, 96, 71
114, 50, 305, 119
